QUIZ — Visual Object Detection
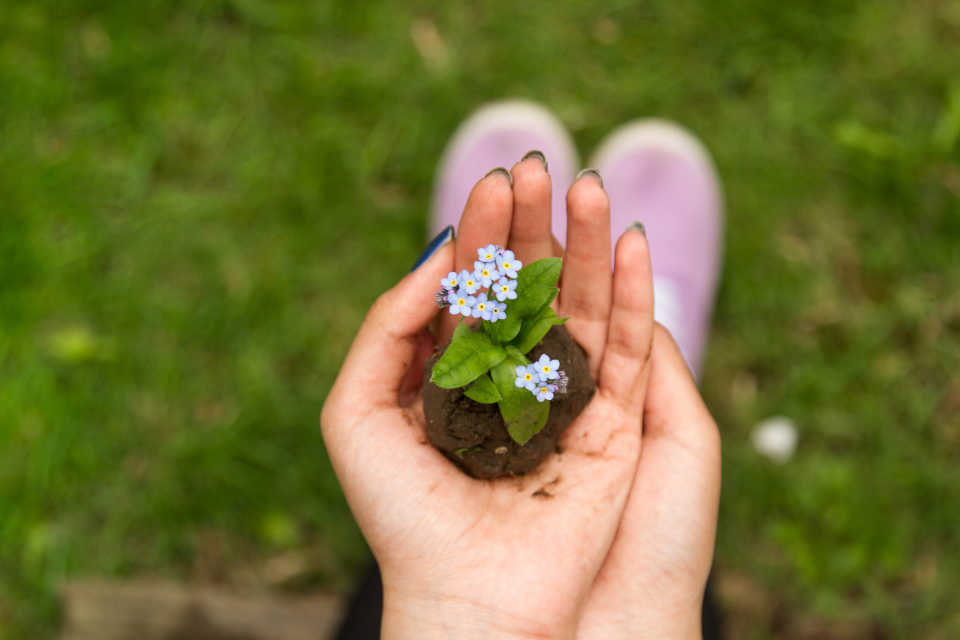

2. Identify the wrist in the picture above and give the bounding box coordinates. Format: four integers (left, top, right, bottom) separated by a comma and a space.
382, 586, 573, 640
578, 599, 702, 640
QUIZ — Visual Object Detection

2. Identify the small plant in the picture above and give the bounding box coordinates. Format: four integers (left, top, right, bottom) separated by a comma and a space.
430, 245, 568, 445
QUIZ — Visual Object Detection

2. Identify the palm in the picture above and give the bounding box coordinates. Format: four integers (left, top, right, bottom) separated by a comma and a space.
333, 396, 640, 634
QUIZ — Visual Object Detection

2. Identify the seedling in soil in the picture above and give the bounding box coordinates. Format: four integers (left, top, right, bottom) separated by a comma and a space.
430, 244, 569, 445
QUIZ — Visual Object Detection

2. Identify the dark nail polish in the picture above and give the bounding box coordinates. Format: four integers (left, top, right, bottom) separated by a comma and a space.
522, 150, 548, 172
576, 168, 603, 188
484, 166, 513, 187
627, 221, 646, 235
410, 225, 454, 272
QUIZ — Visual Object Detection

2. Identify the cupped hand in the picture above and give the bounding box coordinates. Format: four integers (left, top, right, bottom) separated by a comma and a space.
321, 165, 658, 639
457, 157, 723, 639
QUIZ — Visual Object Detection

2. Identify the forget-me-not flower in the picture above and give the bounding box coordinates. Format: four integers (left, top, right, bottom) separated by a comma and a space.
471, 293, 493, 321
489, 300, 507, 322
496, 250, 522, 279
492, 277, 518, 302
535, 383, 556, 402
477, 244, 500, 263
534, 353, 560, 381
474, 260, 498, 288
447, 290, 476, 316
458, 269, 481, 294
440, 271, 460, 291
514, 364, 538, 391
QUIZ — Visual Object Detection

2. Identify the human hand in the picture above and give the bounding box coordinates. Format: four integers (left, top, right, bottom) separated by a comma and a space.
454, 156, 722, 639
321, 166, 658, 639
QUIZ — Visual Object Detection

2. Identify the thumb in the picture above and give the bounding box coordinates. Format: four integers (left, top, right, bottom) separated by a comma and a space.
643, 323, 719, 451
324, 228, 454, 426
633, 323, 721, 575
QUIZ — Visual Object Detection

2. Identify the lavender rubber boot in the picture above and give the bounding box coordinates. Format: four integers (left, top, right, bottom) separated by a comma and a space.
430, 100, 578, 239
589, 120, 724, 379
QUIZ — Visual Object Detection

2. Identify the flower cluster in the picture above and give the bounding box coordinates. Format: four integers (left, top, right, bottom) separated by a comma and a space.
436, 244, 522, 323
514, 354, 568, 402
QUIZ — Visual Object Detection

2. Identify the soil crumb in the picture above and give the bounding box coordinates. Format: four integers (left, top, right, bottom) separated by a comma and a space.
423, 326, 595, 478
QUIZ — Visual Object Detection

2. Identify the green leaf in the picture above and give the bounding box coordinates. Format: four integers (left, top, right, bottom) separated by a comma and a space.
464, 373, 502, 403
482, 312, 522, 344
480, 258, 562, 346
511, 304, 568, 354
504, 345, 528, 363
490, 358, 550, 446
431, 323, 507, 389
513, 258, 562, 317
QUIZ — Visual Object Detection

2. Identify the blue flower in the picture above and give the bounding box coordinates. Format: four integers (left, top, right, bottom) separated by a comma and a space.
535, 383, 556, 402
492, 277, 518, 302
534, 353, 560, 381
440, 271, 460, 291
458, 269, 481, 294
446, 289, 476, 316
514, 364, 538, 391
471, 293, 493, 320
477, 244, 501, 263
474, 260, 498, 288
489, 300, 507, 322
496, 250, 523, 279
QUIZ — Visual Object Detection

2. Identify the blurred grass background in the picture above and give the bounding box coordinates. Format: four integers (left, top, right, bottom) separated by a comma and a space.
1, 1, 959, 637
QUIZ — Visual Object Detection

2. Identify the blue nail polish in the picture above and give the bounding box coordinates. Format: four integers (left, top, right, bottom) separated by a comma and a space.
410, 225, 454, 272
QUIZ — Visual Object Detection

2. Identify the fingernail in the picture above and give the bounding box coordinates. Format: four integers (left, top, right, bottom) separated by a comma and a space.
410, 225, 454, 272
484, 166, 513, 187
522, 150, 548, 172
576, 168, 603, 188
627, 221, 646, 235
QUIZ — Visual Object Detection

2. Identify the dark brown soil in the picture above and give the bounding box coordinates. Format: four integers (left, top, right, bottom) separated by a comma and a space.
423, 325, 595, 478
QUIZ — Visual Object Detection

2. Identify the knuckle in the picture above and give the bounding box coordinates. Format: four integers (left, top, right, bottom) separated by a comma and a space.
319, 395, 338, 439
653, 322, 676, 346
369, 289, 395, 318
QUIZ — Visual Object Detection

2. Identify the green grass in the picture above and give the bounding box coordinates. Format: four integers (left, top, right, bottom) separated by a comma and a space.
1, 1, 959, 637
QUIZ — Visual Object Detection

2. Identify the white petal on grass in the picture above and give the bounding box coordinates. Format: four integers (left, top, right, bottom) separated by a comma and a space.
752, 416, 798, 463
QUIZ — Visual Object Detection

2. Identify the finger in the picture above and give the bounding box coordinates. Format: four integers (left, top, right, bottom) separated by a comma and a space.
632, 323, 721, 573
597, 225, 655, 412
644, 324, 718, 445
327, 237, 455, 415
551, 234, 563, 257
508, 151, 555, 264
577, 325, 721, 638
558, 170, 612, 372
439, 169, 514, 341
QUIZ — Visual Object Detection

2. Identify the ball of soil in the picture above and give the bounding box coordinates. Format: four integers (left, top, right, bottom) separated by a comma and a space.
423, 325, 595, 478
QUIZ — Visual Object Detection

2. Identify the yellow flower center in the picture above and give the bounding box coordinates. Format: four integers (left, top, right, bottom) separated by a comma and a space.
458, 298, 466, 306
540, 387, 548, 393
478, 303, 485, 310
524, 374, 532, 381
503, 262, 511, 270
543, 366, 550, 373
466, 280, 474, 287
